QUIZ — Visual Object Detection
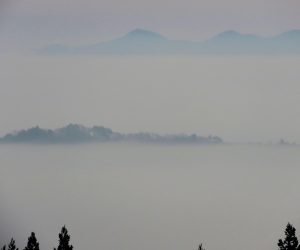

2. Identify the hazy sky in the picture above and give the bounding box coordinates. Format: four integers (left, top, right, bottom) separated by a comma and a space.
1, 1, 300, 247
0, 0, 299, 143
1, 144, 300, 250
0, 0, 300, 49
0, 55, 300, 143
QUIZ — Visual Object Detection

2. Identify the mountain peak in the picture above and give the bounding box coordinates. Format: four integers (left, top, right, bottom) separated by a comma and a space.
124, 28, 166, 40
217, 30, 241, 38
275, 29, 300, 39
208, 30, 259, 44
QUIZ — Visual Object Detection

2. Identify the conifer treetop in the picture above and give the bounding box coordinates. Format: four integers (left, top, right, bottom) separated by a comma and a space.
54, 226, 73, 250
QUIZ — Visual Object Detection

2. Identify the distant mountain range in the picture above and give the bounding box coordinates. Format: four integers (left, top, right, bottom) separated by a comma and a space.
0, 124, 223, 144
40, 28, 300, 55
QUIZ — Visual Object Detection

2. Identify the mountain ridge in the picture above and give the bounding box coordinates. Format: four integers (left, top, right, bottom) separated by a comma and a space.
121, 29, 167, 41
40, 28, 300, 55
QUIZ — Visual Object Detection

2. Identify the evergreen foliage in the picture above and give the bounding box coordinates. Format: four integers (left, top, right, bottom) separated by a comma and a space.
54, 226, 73, 250
7, 239, 18, 250
24, 233, 39, 250
278, 223, 300, 250
198, 243, 205, 250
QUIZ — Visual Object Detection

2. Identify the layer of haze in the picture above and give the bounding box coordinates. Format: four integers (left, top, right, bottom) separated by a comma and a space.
1, 1, 300, 249
0, 0, 300, 49
1, 144, 300, 250
0, 55, 299, 143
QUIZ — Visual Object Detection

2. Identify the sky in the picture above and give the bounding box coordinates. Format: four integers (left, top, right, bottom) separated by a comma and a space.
0, 55, 300, 143
0, 0, 299, 143
1, 1, 300, 247
0, 0, 300, 49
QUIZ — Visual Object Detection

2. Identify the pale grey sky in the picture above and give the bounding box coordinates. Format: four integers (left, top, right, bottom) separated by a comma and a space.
0, 1, 300, 143
0, 0, 300, 49
0, 55, 300, 143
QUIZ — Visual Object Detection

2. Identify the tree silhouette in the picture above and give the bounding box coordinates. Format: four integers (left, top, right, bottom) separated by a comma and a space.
278, 223, 300, 250
54, 226, 73, 250
24, 233, 39, 250
1, 245, 6, 250
7, 239, 18, 250
198, 243, 205, 250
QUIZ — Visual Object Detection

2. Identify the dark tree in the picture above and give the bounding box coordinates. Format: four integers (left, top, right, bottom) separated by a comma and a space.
7, 239, 18, 250
24, 233, 39, 250
278, 223, 300, 250
198, 243, 205, 250
54, 226, 73, 250
1, 245, 6, 250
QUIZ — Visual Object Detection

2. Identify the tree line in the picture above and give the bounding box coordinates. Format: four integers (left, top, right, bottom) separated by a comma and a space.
1, 226, 72, 250
2, 223, 300, 250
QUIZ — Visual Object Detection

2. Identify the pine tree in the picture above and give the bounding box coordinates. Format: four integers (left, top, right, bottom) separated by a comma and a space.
24, 233, 39, 250
278, 223, 300, 250
7, 239, 18, 250
54, 226, 73, 250
198, 243, 205, 250
1, 245, 6, 250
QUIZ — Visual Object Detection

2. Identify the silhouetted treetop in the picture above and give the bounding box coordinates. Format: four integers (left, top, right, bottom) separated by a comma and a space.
278, 223, 300, 250
7, 239, 18, 250
54, 226, 73, 250
24, 233, 39, 250
198, 243, 205, 250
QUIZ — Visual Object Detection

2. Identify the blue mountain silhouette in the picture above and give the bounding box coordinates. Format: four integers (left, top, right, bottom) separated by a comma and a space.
40, 29, 300, 55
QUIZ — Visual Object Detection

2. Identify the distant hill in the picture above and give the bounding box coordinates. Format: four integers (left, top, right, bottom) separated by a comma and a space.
40, 28, 300, 55
117, 28, 167, 42
207, 30, 260, 43
0, 124, 223, 144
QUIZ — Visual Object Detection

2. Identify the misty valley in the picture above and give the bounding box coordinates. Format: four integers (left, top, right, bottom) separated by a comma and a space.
1, 0, 300, 250
1, 41, 300, 250
1, 143, 300, 250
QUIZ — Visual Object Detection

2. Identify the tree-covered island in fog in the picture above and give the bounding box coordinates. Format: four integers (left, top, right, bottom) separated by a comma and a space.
0, 124, 222, 144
